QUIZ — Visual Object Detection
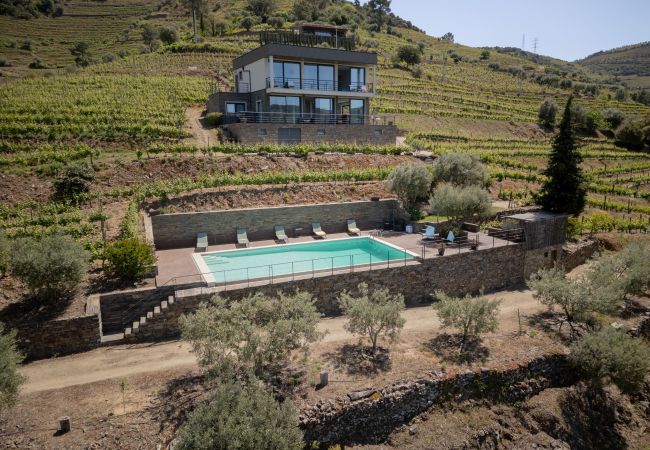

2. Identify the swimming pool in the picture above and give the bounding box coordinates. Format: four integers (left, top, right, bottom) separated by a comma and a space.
193, 237, 417, 285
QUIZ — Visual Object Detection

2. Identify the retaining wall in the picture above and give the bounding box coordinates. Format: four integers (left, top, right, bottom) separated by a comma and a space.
15, 315, 100, 361
299, 354, 576, 445
150, 199, 404, 249
99, 286, 176, 335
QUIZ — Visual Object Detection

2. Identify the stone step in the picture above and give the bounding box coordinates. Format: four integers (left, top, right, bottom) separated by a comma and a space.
146, 311, 153, 319
168, 295, 175, 305
124, 327, 132, 337
161, 300, 168, 310
132, 321, 140, 333
153, 306, 161, 316
140, 316, 147, 325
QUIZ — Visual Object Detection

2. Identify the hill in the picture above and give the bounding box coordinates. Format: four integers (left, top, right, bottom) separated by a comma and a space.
578, 41, 650, 90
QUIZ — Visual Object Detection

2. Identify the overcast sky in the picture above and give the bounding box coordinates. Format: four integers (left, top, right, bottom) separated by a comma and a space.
388, 0, 650, 61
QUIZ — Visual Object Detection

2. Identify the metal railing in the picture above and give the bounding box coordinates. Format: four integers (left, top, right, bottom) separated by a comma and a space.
220, 111, 395, 126
259, 30, 356, 51
267, 77, 373, 93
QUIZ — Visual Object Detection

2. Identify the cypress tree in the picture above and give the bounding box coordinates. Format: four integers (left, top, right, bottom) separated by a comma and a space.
538, 96, 586, 215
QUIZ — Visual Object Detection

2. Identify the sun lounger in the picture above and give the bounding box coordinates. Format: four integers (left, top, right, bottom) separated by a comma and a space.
445, 230, 455, 243
196, 232, 208, 252
347, 219, 361, 235
421, 225, 436, 240
236, 228, 249, 247
312, 222, 327, 239
275, 225, 288, 243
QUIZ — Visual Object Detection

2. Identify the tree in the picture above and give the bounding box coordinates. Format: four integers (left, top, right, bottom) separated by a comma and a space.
570, 329, 650, 394
366, 0, 391, 30
386, 163, 432, 217
103, 239, 155, 281
292, 0, 319, 22
538, 99, 557, 128
0, 231, 9, 278
538, 97, 586, 215
141, 24, 158, 46
396, 44, 420, 66
207, 15, 227, 36
428, 184, 492, 221
441, 32, 454, 42
240, 16, 258, 31
177, 381, 303, 450
247, 0, 275, 22
69, 42, 91, 67
10, 234, 89, 300
432, 291, 501, 352
339, 283, 405, 353
615, 121, 644, 150
479, 49, 490, 60
158, 26, 179, 45
53, 164, 94, 200
432, 153, 488, 187
267, 16, 284, 30
584, 109, 603, 133
602, 108, 625, 129
180, 291, 322, 379
0, 323, 24, 411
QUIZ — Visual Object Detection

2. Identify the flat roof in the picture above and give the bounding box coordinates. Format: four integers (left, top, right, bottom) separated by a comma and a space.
233, 43, 377, 70
505, 211, 569, 221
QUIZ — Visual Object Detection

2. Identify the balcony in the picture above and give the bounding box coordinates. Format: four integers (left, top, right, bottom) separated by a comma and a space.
259, 30, 355, 51
266, 77, 373, 93
221, 111, 395, 126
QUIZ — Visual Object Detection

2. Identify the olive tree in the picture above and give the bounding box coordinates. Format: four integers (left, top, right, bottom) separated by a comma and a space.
386, 162, 432, 214
538, 99, 557, 128
179, 291, 322, 379
602, 108, 625, 129
428, 184, 492, 221
433, 291, 501, 352
432, 153, 488, 187
396, 44, 421, 66
615, 121, 645, 150
10, 234, 89, 300
177, 381, 303, 450
339, 283, 405, 354
570, 328, 650, 394
0, 323, 25, 411
53, 164, 94, 201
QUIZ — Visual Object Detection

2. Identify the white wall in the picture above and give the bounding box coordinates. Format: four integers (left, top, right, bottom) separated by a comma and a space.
237, 58, 268, 92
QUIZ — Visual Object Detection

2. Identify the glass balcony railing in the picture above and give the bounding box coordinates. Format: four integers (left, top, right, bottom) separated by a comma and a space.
266, 77, 373, 93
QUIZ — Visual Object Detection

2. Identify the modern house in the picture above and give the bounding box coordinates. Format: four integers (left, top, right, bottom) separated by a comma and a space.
207, 27, 397, 145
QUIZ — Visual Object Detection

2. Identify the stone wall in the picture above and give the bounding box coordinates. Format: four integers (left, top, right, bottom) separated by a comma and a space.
125, 244, 528, 342
222, 122, 397, 145
15, 315, 100, 361
523, 244, 564, 279
299, 354, 576, 445
99, 286, 176, 334
561, 239, 599, 272
151, 199, 404, 249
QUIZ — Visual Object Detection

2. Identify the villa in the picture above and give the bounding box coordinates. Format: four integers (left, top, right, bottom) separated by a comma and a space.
207, 24, 397, 145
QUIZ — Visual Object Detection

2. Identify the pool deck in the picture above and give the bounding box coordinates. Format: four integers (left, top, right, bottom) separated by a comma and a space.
155, 230, 515, 288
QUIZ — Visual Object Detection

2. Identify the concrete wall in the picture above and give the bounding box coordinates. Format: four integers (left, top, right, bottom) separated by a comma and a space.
151, 199, 404, 249
125, 244, 529, 342
222, 122, 397, 145
15, 315, 100, 361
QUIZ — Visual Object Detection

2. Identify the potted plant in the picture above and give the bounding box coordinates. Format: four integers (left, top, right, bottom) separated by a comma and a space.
438, 242, 446, 256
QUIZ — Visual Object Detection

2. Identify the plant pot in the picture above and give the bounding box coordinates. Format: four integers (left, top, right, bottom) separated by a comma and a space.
470, 243, 478, 251
438, 246, 445, 256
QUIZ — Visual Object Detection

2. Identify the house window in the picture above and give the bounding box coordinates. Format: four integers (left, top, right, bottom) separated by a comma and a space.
350, 99, 364, 123
269, 96, 300, 117
338, 66, 366, 91
304, 64, 335, 90
257, 128, 268, 136
226, 102, 246, 114
256, 100, 262, 112
317, 129, 326, 136
273, 61, 301, 88
374, 128, 383, 136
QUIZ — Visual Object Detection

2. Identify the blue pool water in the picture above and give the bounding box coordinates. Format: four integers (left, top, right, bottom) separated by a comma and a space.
200, 237, 415, 284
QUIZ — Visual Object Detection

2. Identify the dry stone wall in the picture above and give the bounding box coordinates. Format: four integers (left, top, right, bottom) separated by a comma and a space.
299, 354, 576, 445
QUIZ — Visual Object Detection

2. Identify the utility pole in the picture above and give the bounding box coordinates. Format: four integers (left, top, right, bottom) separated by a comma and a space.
521, 33, 525, 51
192, 6, 197, 40
533, 37, 538, 54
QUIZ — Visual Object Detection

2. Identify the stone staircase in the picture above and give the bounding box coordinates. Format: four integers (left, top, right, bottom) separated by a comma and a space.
123, 294, 176, 339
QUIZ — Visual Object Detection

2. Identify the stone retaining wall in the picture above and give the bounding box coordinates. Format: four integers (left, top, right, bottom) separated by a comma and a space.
151, 199, 404, 249
299, 353, 576, 445
99, 286, 176, 334
125, 244, 529, 342
561, 239, 599, 272
15, 315, 100, 361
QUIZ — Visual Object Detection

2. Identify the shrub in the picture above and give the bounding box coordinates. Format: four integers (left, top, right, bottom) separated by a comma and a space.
615, 121, 645, 150
180, 291, 322, 379
428, 184, 492, 221
158, 26, 179, 45
602, 108, 625, 129
411, 64, 423, 78
20, 39, 31, 50
479, 49, 490, 60
239, 16, 257, 31
396, 44, 421, 66
0, 323, 24, 411
386, 163, 433, 210
28, 58, 47, 69
103, 239, 155, 281
101, 53, 116, 63
267, 16, 284, 29
538, 99, 557, 127
204, 112, 222, 126
432, 152, 488, 187
141, 24, 158, 45
246, 0, 276, 22
69, 41, 91, 67
584, 109, 603, 133
177, 381, 303, 450
339, 283, 405, 353
0, 231, 9, 277
10, 235, 89, 299
53, 164, 94, 200
570, 329, 650, 394
433, 291, 501, 352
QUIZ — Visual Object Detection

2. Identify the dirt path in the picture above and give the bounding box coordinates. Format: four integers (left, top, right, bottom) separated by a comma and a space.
20, 288, 542, 394
184, 106, 218, 147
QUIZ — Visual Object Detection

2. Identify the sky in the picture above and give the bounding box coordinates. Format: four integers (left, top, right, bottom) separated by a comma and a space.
389, 0, 650, 61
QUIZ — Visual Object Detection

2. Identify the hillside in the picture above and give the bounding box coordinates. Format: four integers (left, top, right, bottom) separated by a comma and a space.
578, 41, 650, 89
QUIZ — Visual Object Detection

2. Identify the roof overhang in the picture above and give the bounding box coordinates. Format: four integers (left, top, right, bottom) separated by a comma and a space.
233, 44, 377, 70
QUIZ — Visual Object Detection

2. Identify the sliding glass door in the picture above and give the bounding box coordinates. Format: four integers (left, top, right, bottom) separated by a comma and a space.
269, 96, 300, 122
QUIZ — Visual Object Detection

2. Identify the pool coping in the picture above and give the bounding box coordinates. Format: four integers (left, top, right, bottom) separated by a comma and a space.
191, 235, 419, 287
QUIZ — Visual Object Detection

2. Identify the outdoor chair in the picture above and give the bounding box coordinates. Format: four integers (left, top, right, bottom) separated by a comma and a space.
445, 230, 456, 243
421, 225, 437, 241
347, 219, 361, 235
275, 225, 288, 243
236, 228, 249, 247
195, 232, 208, 252
312, 222, 327, 239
